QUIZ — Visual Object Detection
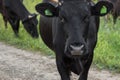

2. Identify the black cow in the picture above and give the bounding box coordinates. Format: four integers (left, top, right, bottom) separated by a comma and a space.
0, 0, 3, 9
36, 0, 113, 80
99, 0, 120, 24
111, 0, 120, 24
0, 0, 39, 38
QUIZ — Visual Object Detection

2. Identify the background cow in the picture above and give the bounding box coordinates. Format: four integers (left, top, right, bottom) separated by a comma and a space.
99, 0, 120, 24
0, 0, 39, 38
111, 0, 120, 24
36, 0, 113, 80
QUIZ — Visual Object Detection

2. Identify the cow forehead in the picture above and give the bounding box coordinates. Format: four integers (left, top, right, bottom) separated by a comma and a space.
63, 1, 89, 9
60, 2, 90, 17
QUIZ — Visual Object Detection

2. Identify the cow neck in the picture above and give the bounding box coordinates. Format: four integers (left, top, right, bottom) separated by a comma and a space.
9, 0, 31, 21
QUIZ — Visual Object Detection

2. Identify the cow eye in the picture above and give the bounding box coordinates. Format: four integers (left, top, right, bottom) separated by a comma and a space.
83, 16, 89, 23
59, 16, 65, 23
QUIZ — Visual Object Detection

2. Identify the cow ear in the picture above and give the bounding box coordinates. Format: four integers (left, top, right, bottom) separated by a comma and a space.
91, 1, 113, 16
35, 3, 59, 17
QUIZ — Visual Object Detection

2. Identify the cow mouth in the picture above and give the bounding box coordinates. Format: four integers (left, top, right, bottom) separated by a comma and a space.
30, 30, 39, 38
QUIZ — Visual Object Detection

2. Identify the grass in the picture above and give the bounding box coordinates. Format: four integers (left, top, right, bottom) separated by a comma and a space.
94, 17, 120, 72
0, 0, 120, 73
0, 15, 53, 55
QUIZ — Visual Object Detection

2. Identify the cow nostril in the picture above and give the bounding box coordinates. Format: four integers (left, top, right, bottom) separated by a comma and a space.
71, 42, 82, 47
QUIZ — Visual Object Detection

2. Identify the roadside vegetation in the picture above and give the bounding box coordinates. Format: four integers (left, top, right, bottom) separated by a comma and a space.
0, 0, 120, 72
94, 17, 120, 72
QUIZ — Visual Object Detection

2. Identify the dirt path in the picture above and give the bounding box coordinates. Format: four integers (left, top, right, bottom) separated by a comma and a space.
0, 42, 119, 80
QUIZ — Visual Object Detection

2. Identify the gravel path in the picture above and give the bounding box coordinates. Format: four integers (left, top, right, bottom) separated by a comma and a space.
0, 42, 119, 80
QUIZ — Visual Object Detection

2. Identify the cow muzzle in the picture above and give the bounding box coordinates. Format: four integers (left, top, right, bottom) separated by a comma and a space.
70, 44, 84, 56
64, 42, 87, 58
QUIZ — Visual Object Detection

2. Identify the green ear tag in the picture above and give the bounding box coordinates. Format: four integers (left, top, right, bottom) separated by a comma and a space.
45, 9, 53, 16
100, 6, 107, 14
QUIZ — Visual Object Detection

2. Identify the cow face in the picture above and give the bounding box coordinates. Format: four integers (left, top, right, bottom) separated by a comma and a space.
22, 14, 39, 38
36, 1, 113, 57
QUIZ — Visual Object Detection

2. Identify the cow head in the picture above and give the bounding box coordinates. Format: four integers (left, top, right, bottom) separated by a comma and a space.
22, 13, 39, 38
36, 1, 113, 57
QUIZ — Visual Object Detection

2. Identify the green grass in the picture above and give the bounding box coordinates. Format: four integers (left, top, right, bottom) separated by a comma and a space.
0, 0, 120, 73
94, 17, 120, 72
0, 14, 53, 56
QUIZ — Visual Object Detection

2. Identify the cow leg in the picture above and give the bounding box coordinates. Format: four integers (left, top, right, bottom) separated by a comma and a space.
56, 57, 71, 80
113, 15, 117, 24
54, 44, 70, 80
8, 18, 20, 37
78, 54, 93, 80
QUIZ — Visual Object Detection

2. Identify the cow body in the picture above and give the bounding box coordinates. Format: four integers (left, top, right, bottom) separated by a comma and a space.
0, 0, 38, 38
0, 0, 3, 10
36, 0, 113, 80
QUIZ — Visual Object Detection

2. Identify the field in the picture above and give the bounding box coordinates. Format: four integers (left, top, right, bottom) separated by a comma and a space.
0, 0, 120, 72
